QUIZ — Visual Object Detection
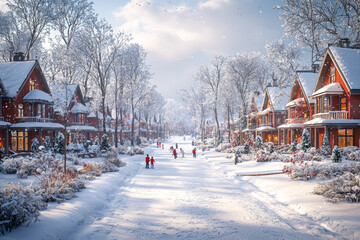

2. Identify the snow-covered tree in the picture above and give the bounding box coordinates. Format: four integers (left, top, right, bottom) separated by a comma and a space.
196, 55, 226, 146
301, 129, 311, 152
265, 39, 302, 87
31, 138, 39, 153
331, 145, 342, 163
320, 135, 331, 155
43, 136, 52, 152
291, 139, 298, 152
254, 135, 263, 150
6, 0, 53, 60
55, 132, 65, 155
100, 134, 110, 152
243, 142, 250, 154
269, 142, 275, 154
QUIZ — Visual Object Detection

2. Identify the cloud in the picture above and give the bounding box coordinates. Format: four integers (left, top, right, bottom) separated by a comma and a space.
112, 0, 284, 98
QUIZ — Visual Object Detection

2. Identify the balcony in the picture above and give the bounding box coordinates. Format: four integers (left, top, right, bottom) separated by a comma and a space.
285, 118, 308, 124
259, 123, 272, 127
313, 111, 348, 120
69, 121, 86, 126
16, 116, 54, 123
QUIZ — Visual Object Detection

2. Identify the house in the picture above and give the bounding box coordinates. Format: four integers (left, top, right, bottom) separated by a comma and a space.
278, 70, 318, 145
0, 54, 63, 153
240, 92, 264, 145
256, 86, 290, 144
303, 43, 360, 148
50, 84, 96, 144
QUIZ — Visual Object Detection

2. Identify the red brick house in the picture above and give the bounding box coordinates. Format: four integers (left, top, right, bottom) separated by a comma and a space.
50, 84, 96, 144
0, 57, 63, 153
240, 93, 264, 145
304, 45, 360, 148
278, 70, 317, 145
256, 86, 290, 144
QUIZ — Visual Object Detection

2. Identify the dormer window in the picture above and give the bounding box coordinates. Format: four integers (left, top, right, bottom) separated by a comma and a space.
18, 103, 24, 117
330, 67, 335, 83
29, 78, 35, 91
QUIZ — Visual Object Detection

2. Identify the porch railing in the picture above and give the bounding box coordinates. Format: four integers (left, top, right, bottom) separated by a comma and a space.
313, 111, 348, 120
16, 116, 54, 123
259, 123, 273, 127
285, 118, 307, 124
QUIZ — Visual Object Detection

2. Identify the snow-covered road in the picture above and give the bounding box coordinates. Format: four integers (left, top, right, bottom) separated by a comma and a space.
64, 138, 339, 240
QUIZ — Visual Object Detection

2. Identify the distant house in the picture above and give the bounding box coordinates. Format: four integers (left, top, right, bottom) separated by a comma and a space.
304, 45, 360, 148
50, 84, 95, 144
241, 92, 264, 145
278, 70, 317, 145
0, 54, 63, 152
256, 86, 290, 144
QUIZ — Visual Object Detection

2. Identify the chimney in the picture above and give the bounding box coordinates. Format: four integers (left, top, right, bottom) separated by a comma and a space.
13, 52, 25, 61
337, 38, 350, 48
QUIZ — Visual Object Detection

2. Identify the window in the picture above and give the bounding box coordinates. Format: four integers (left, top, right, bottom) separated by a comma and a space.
29, 78, 35, 91
18, 103, 24, 117
338, 129, 354, 148
11, 130, 28, 152
340, 96, 347, 111
323, 96, 329, 113
330, 67, 335, 83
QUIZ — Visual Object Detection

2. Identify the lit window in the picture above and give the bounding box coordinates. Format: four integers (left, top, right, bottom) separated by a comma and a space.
18, 103, 24, 117
330, 67, 335, 83
338, 129, 353, 148
29, 78, 35, 91
340, 96, 347, 111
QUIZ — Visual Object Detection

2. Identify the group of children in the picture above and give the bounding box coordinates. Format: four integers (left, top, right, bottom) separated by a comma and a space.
145, 142, 198, 169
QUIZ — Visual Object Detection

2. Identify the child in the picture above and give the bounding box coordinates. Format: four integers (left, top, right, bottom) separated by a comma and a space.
150, 156, 155, 169
173, 149, 177, 159
192, 148, 196, 158
180, 148, 184, 158
145, 154, 150, 168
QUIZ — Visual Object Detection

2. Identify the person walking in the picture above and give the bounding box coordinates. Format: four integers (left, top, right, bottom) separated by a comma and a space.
180, 148, 184, 158
145, 154, 150, 168
150, 156, 155, 169
173, 149, 177, 159
192, 148, 197, 158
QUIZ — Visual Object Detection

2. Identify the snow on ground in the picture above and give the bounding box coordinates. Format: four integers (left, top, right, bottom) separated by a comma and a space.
3, 137, 360, 240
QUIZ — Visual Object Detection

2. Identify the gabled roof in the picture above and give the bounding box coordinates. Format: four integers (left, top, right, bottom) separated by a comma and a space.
264, 86, 291, 111
23, 89, 53, 104
314, 46, 360, 94
0, 60, 51, 98
329, 46, 360, 91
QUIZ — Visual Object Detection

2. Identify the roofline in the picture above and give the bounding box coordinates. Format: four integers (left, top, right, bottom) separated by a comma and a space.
327, 47, 351, 92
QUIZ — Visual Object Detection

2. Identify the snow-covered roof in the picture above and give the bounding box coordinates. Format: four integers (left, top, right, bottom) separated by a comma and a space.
0, 61, 35, 98
297, 71, 318, 103
260, 107, 271, 115
0, 121, 11, 128
88, 111, 103, 119
312, 82, 344, 97
255, 126, 277, 132
50, 84, 78, 112
267, 86, 291, 111
10, 122, 64, 130
70, 102, 89, 114
241, 128, 256, 132
67, 125, 96, 132
23, 89, 53, 103
277, 123, 302, 129
329, 46, 360, 90
286, 98, 305, 108
303, 118, 360, 126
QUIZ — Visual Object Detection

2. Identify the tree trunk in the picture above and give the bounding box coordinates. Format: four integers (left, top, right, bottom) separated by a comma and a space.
131, 107, 135, 146
120, 107, 123, 145
227, 105, 231, 143
102, 96, 107, 135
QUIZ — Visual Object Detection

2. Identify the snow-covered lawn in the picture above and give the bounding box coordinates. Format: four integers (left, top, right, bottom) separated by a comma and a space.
2, 137, 360, 240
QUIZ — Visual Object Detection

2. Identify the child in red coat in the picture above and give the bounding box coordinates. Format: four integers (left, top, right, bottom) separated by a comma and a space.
145, 154, 150, 168
150, 156, 155, 169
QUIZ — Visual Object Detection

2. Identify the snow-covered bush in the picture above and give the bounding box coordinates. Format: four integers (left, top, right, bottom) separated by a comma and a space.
341, 146, 359, 160
135, 135, 141, 146
215, 143, 232, 152
314, 172, 360, 202
0, 183, 47, 234
43, 136, 52, 152
349, 150, 360, 161
39, 170, 85, 203
331, 145, 342, 163
224, 146, 241, 153
78, 162, 102, 179
255, 150, 286, 162
102, 150, 126, 171
319, 135, 331, 155
269, 142, 275, 154
282, 159, 319, 180
290, 139, 298, 152
118, 145, 128, 154
54, 133, 65, 155
135, 148, 144, 155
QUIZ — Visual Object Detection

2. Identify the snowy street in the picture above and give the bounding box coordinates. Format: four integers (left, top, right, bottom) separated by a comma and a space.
54, 138, 339, 240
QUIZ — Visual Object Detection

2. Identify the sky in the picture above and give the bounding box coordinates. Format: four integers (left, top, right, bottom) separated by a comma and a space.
91, 0, 285, 100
